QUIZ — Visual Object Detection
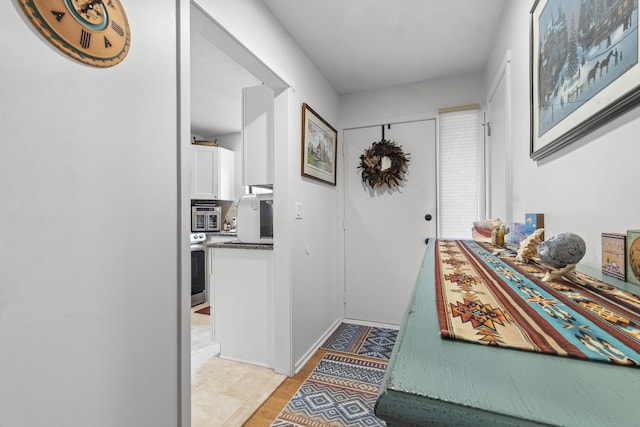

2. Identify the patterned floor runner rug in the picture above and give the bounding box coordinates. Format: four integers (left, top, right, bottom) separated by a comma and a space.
320, 322, 398, 360
194, 306, 210, 315
270, 352, 388, 427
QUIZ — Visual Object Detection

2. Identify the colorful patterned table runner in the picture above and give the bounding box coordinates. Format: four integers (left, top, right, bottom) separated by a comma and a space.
435, 239, 640, 367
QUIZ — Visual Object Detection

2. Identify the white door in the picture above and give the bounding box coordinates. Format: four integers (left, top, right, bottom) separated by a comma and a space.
344, 119, 437, 325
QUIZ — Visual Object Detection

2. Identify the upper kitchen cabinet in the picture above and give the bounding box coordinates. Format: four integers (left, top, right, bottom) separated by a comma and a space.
242, 85, 273, 188
190, 145, 235, 201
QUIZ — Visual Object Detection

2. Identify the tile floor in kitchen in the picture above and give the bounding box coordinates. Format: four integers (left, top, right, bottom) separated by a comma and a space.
191, 302, 285, 426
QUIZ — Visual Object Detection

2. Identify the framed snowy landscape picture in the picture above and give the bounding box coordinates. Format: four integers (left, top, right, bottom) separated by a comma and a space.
530, 0, 640, 160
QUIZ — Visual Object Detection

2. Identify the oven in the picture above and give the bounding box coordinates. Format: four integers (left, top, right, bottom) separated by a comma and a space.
190, 232, 207, 307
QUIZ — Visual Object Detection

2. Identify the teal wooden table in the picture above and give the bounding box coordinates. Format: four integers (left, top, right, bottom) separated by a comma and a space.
375, 239, 640, 426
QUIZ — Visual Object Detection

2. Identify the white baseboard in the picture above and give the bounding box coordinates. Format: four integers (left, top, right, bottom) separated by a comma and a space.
218, 354, 271, 369
343, 318, 400, 330
293, 317, 343, 374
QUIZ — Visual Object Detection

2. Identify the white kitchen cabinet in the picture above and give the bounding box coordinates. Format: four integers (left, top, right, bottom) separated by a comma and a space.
190, 145, 235, 200
210, 246, 274, 367
242, 85, 273, 187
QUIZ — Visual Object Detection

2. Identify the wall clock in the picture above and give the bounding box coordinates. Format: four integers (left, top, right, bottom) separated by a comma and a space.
18, 0, 131, 67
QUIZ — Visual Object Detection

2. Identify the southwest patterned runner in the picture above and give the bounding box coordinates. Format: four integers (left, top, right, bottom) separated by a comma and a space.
270, 323, 396, 426
271, 353, 387, 427
320, 322, 398, 360
435, 239, 640, 367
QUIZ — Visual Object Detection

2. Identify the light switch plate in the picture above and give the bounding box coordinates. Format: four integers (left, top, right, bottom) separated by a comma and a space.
295, 202, 303, 219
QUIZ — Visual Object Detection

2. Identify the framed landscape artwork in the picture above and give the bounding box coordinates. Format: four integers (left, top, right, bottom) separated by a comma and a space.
530, 0, 640, 160
301, 103, 338, 185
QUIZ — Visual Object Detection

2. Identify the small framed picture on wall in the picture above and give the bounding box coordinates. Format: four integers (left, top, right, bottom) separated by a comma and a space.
301, 103, 338, 186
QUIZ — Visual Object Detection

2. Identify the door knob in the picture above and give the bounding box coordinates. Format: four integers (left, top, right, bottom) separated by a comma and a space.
425, 214, 432, 221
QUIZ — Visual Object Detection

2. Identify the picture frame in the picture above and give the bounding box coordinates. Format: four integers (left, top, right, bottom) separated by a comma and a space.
602, 232, 626, 281
530, 0, 640, 160
301, 103, 338, 185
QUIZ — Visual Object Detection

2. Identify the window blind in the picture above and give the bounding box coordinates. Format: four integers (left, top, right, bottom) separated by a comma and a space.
438, 107, 481, 239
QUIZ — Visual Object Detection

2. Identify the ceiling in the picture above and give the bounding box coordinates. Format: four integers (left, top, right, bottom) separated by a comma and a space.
190, 6, 261, 138
190, 0, 506, 137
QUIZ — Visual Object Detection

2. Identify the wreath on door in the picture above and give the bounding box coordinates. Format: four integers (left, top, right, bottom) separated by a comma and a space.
358, 139, 410, 189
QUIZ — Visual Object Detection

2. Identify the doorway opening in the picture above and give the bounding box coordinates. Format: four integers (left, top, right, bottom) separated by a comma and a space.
181, 2, 292, 424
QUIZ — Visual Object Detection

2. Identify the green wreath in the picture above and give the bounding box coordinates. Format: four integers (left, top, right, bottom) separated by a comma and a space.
358, 140, 410, 189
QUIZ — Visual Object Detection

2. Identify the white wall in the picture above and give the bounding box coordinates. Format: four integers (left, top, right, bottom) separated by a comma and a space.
192, 0, 342, 372
486, 1, 640, 269
0, 2, 180, 426
339, 73, 486, 127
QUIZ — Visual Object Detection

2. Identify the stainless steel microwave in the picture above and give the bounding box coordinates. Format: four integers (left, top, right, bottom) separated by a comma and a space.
191, 205, 221, 232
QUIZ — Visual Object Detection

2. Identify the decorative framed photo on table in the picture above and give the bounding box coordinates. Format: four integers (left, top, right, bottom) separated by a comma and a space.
301, 103, 338, 186
530, 0, 640, 160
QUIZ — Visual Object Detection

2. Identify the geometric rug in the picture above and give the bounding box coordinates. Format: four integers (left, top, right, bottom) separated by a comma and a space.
435, 239, 640, 367
270, 352, 388, 426
320, 322, 398, 360
194, 306, 210, 315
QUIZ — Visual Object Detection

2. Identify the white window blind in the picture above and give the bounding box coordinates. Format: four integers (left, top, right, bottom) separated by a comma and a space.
438, 107, 481, 239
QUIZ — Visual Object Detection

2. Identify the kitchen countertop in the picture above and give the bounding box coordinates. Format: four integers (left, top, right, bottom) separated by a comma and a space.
209, 240, 273, 250
209, 231, 237, 237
